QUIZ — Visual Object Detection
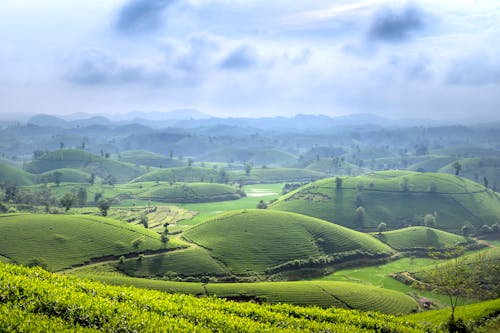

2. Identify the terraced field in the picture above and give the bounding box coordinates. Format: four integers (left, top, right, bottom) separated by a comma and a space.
131, 167, 219, 183
117, 247, 229, 278
375, 226, 473, 251
0, 213, 182, 270
270, 171, 500, 230
229, 168, 326, 184
138, 182, 244, 203
119, 150, 185, 168
183, 209, 392, 274
78, 274, 418, 315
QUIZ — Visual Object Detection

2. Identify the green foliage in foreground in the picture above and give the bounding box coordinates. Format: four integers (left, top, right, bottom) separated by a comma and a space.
82, 273, 418, 315
0, 263, 425, 332
406, 298, 500, 331
271, 171, 500, 229
183, 209, 392, 275
138, 182, 244, 203
375, 226, 474, 251
0, 213, 179, 271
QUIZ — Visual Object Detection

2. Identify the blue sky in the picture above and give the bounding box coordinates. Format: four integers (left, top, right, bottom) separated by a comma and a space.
0, 0, 499, 119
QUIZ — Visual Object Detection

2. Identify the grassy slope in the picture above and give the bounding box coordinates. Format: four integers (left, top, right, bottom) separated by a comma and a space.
117, 247, 229, 278
229, 168, 326, 184
0, 163, 35, 185
374, 226, 472, 250
138, 182, 243, 203
201, 148, 298, 167
270, 171, 500, 229
0, 263, 425, 332
183, 209, 392, 274
119, 150, 185, 168
0, 213, 180, 271
439, 157, 500, 185
131, 167, 219, 183
78, 273, 418, 315
408, 157, 457, 172
24, 149, 144, 182
37, 168, 92, 183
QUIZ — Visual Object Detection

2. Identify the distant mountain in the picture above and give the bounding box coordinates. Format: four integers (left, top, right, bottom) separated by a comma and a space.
28, 114, 69, 128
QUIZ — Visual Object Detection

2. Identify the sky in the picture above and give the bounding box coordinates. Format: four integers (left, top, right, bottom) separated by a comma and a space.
0, 0, 499, 120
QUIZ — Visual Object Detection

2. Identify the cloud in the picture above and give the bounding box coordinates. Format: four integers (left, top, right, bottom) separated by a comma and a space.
446, 54, 500, 85
64, 49, 168, 86
368, 3, 428, 42
219, 45, 259, 70
115, 0, 176, 35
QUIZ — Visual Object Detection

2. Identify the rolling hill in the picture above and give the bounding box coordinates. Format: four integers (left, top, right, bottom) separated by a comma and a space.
37, 168, 92, 183
137, 183, 245, 203
439, 157, 500, 186
131, 167, 219, 183
183, 209, 393, 275
374, 226, 475, 251
119, 150, 185, 168
200, 148, 298, 167
270, 171, 500, 230
24, 149, 144, 182
0, 163, 35, 186
0, 213, 181, 271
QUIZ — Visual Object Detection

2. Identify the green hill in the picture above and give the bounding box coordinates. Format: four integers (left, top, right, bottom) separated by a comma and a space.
137, 183, 245, 203
270, 171, 500, 230
229, 168, 326, 184
201, 148, 297, 167
119, 150, 185, 168
374, 226, 473, 251
24, 149, 144, 182
183, 209, 392, 275
131, 167, 219, 183
0, 163, 34, 186
305, 158, 362, 176
0, 262, 425, 332
439, 157, 500, 186
408, 156, 457, 172
37, 168, 92, 183
0, 213, 180, 271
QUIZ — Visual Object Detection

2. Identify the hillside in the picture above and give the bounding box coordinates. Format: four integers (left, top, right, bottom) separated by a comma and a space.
408, 157, 457, 172
0, 163, 34, 186
37, 168, 92, 183
229, 168, 326, 184
270, 171, 500, 230
0, 262, 425, 332
183, 209, 392, 275
439, 157, 500, 186
137, 182, 245, 203
0, 214, 179, 271
201, 148, 298, 167
119, 150, 185, 168
131, 167, 219, 183
24, 149, 144, 182
374, 226, 474, 251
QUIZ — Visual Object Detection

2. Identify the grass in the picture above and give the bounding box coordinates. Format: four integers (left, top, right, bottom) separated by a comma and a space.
131, 166, 219, 183
119, 150, 185, 168
374, 226, 473, 251
229, 168, 326, 184
406, 298, 500, 330
116, 247, 229, 278
200, 148, 298, 167
439, 157, 500, 186
270, 171, 500, 230
183, 209, 392, 275
138, 182, 244, 203
77, 274, 418, 315
24, 149, 145, 182
37, 168, 92, 183
0, 163, 35, 185
0, 213, 182, 271
408, 156, 457, 172
1, 262, 426, 332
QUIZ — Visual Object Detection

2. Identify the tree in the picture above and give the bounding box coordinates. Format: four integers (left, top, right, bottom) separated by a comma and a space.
461, 221, 475, 237
483, 176, 489, 188
400, 177, 411, 192
103, 175, 116, 186
256, 200, 268, 209
424, 213, 437, 227
335, 177, 343, 189
377, 222, 387, 234
77, 187, 87, 206
424, 247, 499, 325
452, 161, 462, 176
97, 198, 111, 216
88, 173, 96, 185
187, 158, 193, 167
140, 214, 149, 228
355, 206, 365, 225
244, 163, 252, 176
59, 193, 76, 211
52, 171, 63, 186
161, 233, 168, 247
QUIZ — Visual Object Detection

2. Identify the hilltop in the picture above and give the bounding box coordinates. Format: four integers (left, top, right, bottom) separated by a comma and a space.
270, 171, 500, 230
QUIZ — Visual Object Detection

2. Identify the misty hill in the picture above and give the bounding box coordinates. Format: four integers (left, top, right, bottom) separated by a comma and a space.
0, 163, 35, 186
200, 148, 297, 167
24, 149, 144, 182
270, 171, 500, 230
119, 150, 185, 168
